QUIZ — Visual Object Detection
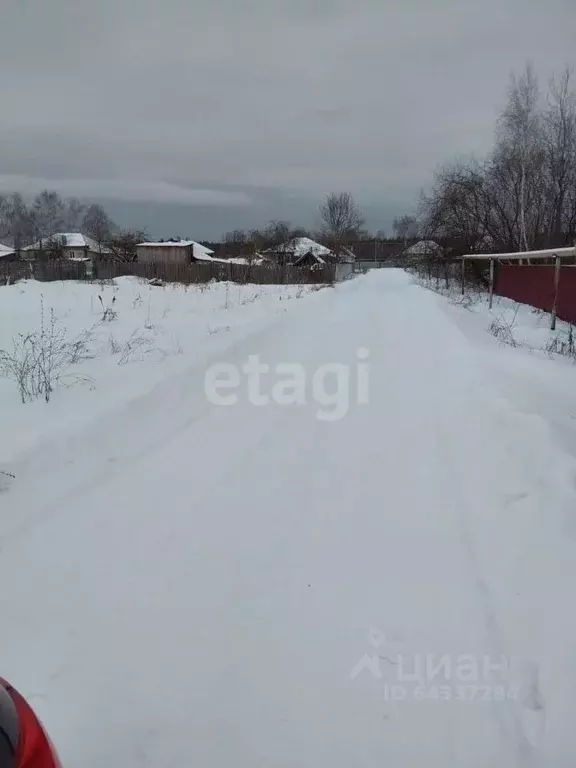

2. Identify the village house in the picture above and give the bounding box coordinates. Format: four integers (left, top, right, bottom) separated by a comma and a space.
136, 239, 220, 265
21, 233, 109, 262
402, 240, 444, 261
263, 237, 355, 267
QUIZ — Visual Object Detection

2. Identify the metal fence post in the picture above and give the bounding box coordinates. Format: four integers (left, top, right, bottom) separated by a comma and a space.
551, 255, 562, 331
489, 258, 495, 309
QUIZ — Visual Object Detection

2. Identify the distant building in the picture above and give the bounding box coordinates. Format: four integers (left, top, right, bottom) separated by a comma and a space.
22, 233, 109, 261
0, 243, 17, 262
263, 237, 355, 266
402, 240, 444, 260
136, 240, 221, 265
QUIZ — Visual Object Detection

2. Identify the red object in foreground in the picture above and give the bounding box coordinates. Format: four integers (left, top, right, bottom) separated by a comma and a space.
0, 679, 61, 768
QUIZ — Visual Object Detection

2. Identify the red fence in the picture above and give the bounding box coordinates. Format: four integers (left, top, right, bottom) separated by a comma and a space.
496, 264, 576, 324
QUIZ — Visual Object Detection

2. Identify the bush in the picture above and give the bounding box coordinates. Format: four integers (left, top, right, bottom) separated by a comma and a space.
488, 306, 520, 347
0, 299, 93, 403
546, 325, 576, 359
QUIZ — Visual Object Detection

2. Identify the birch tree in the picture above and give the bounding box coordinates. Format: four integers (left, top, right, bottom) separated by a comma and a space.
497, 63, 543, 251
543, 67, 576, 245
31, 190, 66, 240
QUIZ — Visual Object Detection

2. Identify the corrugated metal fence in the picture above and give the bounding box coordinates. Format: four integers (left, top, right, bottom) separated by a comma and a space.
496, 264, 576, 324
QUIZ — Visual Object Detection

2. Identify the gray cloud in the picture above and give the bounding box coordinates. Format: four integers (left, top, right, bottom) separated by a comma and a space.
0, 0, 574, 238
0, 174, 252, 206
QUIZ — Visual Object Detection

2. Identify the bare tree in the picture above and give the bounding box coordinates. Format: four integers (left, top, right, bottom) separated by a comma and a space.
393, 215, 418, 243
319, 192, 364, 256
0, 196, 10, 242
264, 220, 292, 249
64, 197, 86, 231
0, 191, 117, 254
261, 220, 294, 265
224, 229, 249, 257
38, 235, 67, 262
290, 226, 310, 239
497, 63, 543, 251
105, 229, 145, 262
31, 190, 66, 240
224, 229, 247, 245
543, 67, 576, 245
82, 203, 115, 247
1, 193, 34, 249
421, 63, 576, 257
247, 228, 267, 254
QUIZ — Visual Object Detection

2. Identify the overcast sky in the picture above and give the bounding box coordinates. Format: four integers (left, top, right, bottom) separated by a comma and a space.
1, 0, 575, 239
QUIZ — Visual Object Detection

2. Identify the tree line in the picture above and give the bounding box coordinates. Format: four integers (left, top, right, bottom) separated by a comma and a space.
421, 64, 576, 256
0, 191, 115, 248
0, 187, 418, 265
0, 191, 146, 262
219, 195, 422, 258
220, 192, 367, 258
1, 190, 376, 262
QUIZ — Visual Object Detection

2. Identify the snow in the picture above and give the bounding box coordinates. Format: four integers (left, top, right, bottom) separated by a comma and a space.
266, 237, 332, 257
2, 269, 576, 766
225, 256, 265, 265
405, 239, 443, 255
0, 243, 15, 258
420, 274, 576, 354
22, 233, 107, 252
289, 236, 331, 257
193, 252, 228, 263
0, 278, 315, 465
263, 237, 354, 263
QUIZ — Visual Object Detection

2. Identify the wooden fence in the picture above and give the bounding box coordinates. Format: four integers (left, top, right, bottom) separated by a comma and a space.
0, 259, 336, 286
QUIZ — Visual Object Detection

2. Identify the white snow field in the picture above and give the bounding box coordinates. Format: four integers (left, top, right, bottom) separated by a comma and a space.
0, 278, 315, 465
1, 269, 576, 766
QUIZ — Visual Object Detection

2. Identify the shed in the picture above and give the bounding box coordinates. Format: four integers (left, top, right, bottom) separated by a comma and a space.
136, 240, 218, 265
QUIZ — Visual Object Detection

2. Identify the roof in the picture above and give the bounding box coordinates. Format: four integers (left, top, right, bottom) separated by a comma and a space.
224, 257, 265, 265
137, 240, 214, 257
462, 247, 576, 261
0, 243, 16, 258
404, 240, 443, 255
23, 233, 109, 252
293, 252, 327, 265
194, 252, 228, 263
263, 237, 357, 263
265, 237, 332, 258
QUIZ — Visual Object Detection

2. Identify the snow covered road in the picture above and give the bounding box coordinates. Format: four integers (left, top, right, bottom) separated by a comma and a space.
2, 270, 576, 766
